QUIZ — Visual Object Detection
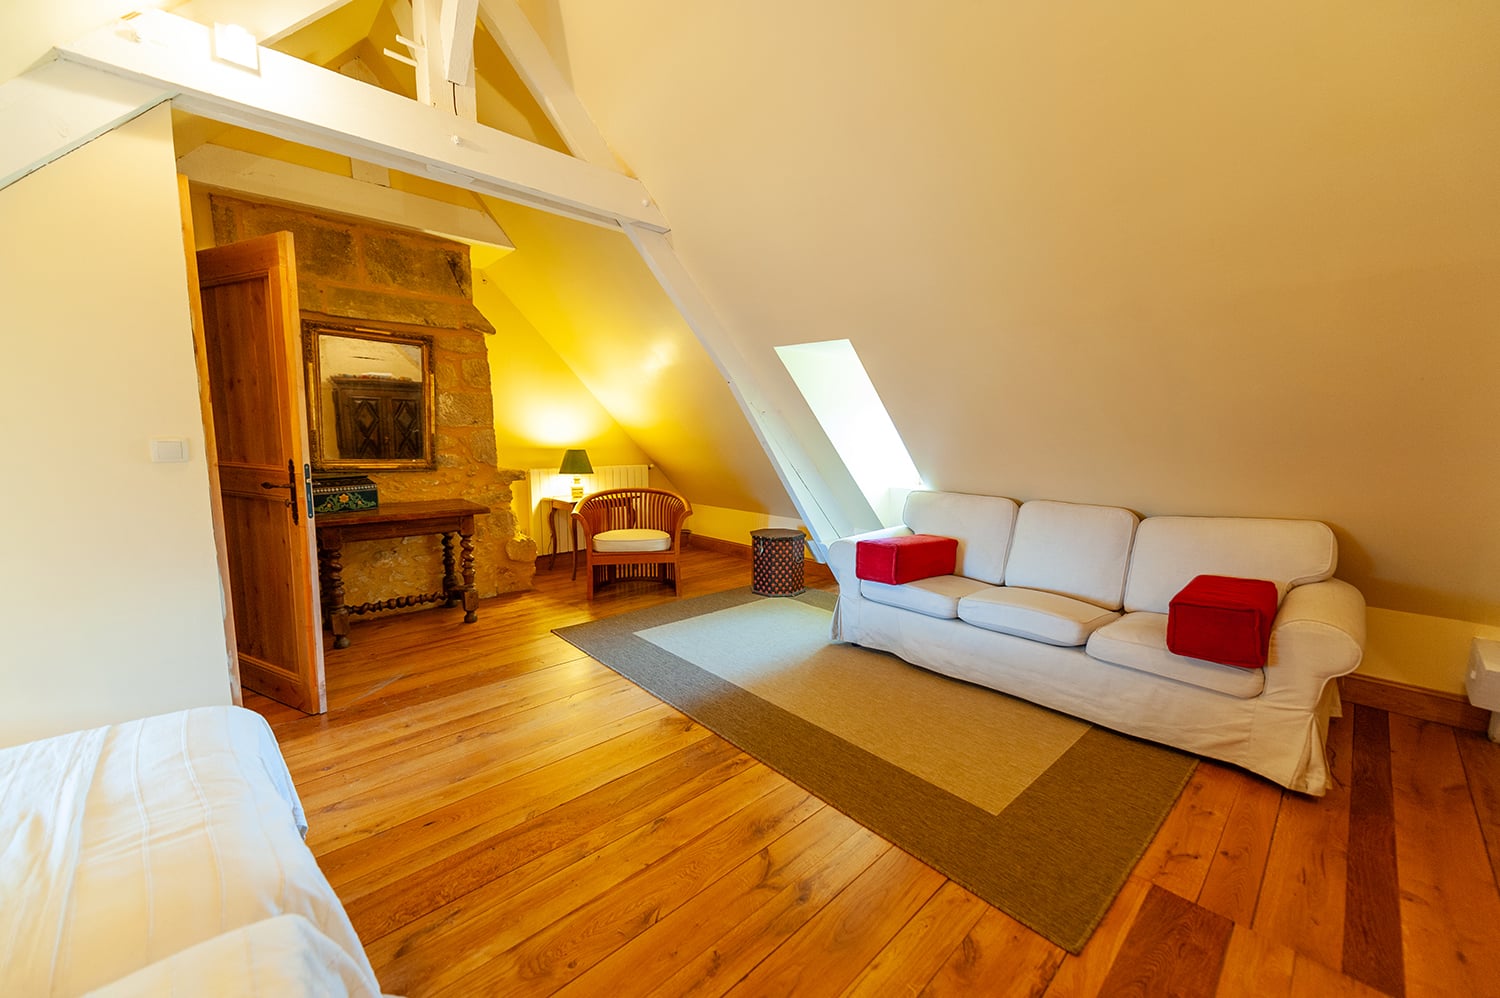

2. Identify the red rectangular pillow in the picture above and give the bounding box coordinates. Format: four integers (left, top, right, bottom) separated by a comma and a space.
855, 534, 959, 585
1167, 574, 1279, 668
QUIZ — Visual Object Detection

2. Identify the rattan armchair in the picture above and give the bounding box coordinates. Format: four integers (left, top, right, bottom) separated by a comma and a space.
571, 488, 692, 599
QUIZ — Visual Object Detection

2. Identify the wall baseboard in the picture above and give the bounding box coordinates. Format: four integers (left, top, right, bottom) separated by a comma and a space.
1339, 674, 1489, 732
685, 533, 835, 585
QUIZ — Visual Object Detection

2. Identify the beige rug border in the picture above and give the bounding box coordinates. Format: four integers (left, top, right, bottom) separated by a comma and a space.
555, 587, 1195, 954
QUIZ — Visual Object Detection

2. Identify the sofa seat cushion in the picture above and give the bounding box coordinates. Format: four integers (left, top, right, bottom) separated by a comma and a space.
861, 575, 992, 619
856, 534, 958, 584
594, 528, 672, 552
1086, 612, 1266, 698
1003, 500, 1139, 609
957, 587, 1121, 647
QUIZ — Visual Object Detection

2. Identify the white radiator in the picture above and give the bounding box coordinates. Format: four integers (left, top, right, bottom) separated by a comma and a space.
529, 464, 651, 554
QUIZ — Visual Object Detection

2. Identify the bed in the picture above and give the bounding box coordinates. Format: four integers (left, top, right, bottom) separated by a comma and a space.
0, 705, 386, 996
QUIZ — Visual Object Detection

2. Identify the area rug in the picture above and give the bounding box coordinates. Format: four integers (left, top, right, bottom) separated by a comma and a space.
554, 588, 1195, 953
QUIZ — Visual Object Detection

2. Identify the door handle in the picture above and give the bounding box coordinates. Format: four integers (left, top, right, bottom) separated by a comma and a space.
259, 459, 301, 524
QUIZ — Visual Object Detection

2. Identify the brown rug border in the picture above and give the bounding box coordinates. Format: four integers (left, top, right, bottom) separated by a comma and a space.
554, 587, 1195, 953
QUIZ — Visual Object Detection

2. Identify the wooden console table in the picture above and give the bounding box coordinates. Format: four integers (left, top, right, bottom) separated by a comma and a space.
315, 499, 489, 648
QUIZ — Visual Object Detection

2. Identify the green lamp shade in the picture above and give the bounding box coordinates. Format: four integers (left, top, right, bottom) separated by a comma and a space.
559, 449, 594, 475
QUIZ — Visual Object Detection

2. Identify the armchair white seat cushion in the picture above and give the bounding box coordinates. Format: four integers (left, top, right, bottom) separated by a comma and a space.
593, 528, 672, 552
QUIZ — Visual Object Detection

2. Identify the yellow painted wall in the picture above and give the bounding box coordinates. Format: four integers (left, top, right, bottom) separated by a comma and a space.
1363, 609, 1500, 698
477, 195, 789, 518
0, 105, 231, 744
689, 505, 808, 548
473, 266, 652, 534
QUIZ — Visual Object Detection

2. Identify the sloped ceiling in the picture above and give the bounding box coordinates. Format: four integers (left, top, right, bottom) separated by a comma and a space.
251, 0, 794, 515
508, 2, 1500, 623
11, 3, 1498, 619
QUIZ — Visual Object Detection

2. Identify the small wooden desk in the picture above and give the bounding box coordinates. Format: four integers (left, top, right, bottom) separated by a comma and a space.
541, 496, 582, 576
315, 499, 489, 648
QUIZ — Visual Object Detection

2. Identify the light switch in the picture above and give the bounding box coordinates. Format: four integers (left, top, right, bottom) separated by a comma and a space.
150, 438, 189, 463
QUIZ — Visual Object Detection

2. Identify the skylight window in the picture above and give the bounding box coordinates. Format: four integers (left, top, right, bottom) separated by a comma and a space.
775, 339, 922, 525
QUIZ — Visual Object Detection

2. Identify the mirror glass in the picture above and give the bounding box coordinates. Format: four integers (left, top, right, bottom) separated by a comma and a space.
303, 320, 436, 471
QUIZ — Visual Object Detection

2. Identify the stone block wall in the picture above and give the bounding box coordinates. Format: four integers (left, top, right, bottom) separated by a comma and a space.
211, 195, 536, 607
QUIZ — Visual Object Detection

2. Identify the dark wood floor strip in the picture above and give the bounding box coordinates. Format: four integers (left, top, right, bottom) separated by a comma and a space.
1455, 730, 1500, 890
1097, 884, 1233, 997
1343, 704, 1405, 997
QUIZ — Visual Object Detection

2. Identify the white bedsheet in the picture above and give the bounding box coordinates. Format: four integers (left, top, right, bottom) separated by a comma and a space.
0, 706, 383, 997
84, 914, 377, 997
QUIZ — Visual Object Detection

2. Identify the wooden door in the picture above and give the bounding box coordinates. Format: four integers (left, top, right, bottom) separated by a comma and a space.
197, 233, 326, 713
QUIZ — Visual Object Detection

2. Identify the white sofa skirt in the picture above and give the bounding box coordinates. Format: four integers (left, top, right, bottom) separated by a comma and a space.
833, 584, 1363, 796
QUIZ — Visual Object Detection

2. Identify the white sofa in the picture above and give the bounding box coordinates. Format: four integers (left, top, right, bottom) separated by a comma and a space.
828, 491, 1367, 796
0, 706, 386, 997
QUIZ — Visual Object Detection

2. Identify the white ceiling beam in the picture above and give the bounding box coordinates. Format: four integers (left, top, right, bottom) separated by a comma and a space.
405, 0, 476, 120
0, 57, 168, 191
476, 0, 616, 170
169, 0, 358, 45
338, 58, 392, 186
177, 144, 514, 252
408, 0, 440, 108
439, 0, 481, 85
56, 10, 666, 230
391, 0, 414, 42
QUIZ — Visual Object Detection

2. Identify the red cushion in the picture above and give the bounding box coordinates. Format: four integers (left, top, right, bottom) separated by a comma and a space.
1167, 575, 1279, 668
855, 534, 958, 585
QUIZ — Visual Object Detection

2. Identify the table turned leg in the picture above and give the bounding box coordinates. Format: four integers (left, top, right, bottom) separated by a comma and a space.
319, 529, 351, 649
442, 530, 460, 607
460, 515, 479, 623
571, 519, 583, 581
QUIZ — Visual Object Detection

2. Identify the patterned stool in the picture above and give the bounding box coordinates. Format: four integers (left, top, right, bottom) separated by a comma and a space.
751, 528, 806, 597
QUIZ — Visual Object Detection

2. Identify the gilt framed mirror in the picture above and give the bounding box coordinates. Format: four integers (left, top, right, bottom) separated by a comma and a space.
302, 318, 437, 472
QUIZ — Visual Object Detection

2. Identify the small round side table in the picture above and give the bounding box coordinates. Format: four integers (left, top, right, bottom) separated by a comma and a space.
750, 528, 806, 597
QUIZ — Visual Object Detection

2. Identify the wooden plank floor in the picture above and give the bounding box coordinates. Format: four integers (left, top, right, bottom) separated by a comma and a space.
246, 547, 1500, 997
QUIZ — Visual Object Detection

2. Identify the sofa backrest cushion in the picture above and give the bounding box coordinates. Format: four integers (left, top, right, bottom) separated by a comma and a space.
1003, 500, 1140, 609
903, 490, 1018, 585
1123, 516, 1338, 613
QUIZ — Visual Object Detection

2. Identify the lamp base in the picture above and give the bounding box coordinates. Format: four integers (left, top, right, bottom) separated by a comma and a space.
571, 479, 584, 500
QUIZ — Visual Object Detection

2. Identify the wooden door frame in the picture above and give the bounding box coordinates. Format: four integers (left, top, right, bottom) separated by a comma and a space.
177, 174, 241, 705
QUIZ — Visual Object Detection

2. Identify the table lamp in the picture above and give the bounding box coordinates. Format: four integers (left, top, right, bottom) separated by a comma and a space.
559, 448, 594, 500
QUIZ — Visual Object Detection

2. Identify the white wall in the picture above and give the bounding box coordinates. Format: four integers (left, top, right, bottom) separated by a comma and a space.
0, 105, 231, 745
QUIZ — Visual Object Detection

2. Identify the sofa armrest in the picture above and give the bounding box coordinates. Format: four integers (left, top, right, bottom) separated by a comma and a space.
827, 526, 913, 592
1262, 578, 1366, 702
